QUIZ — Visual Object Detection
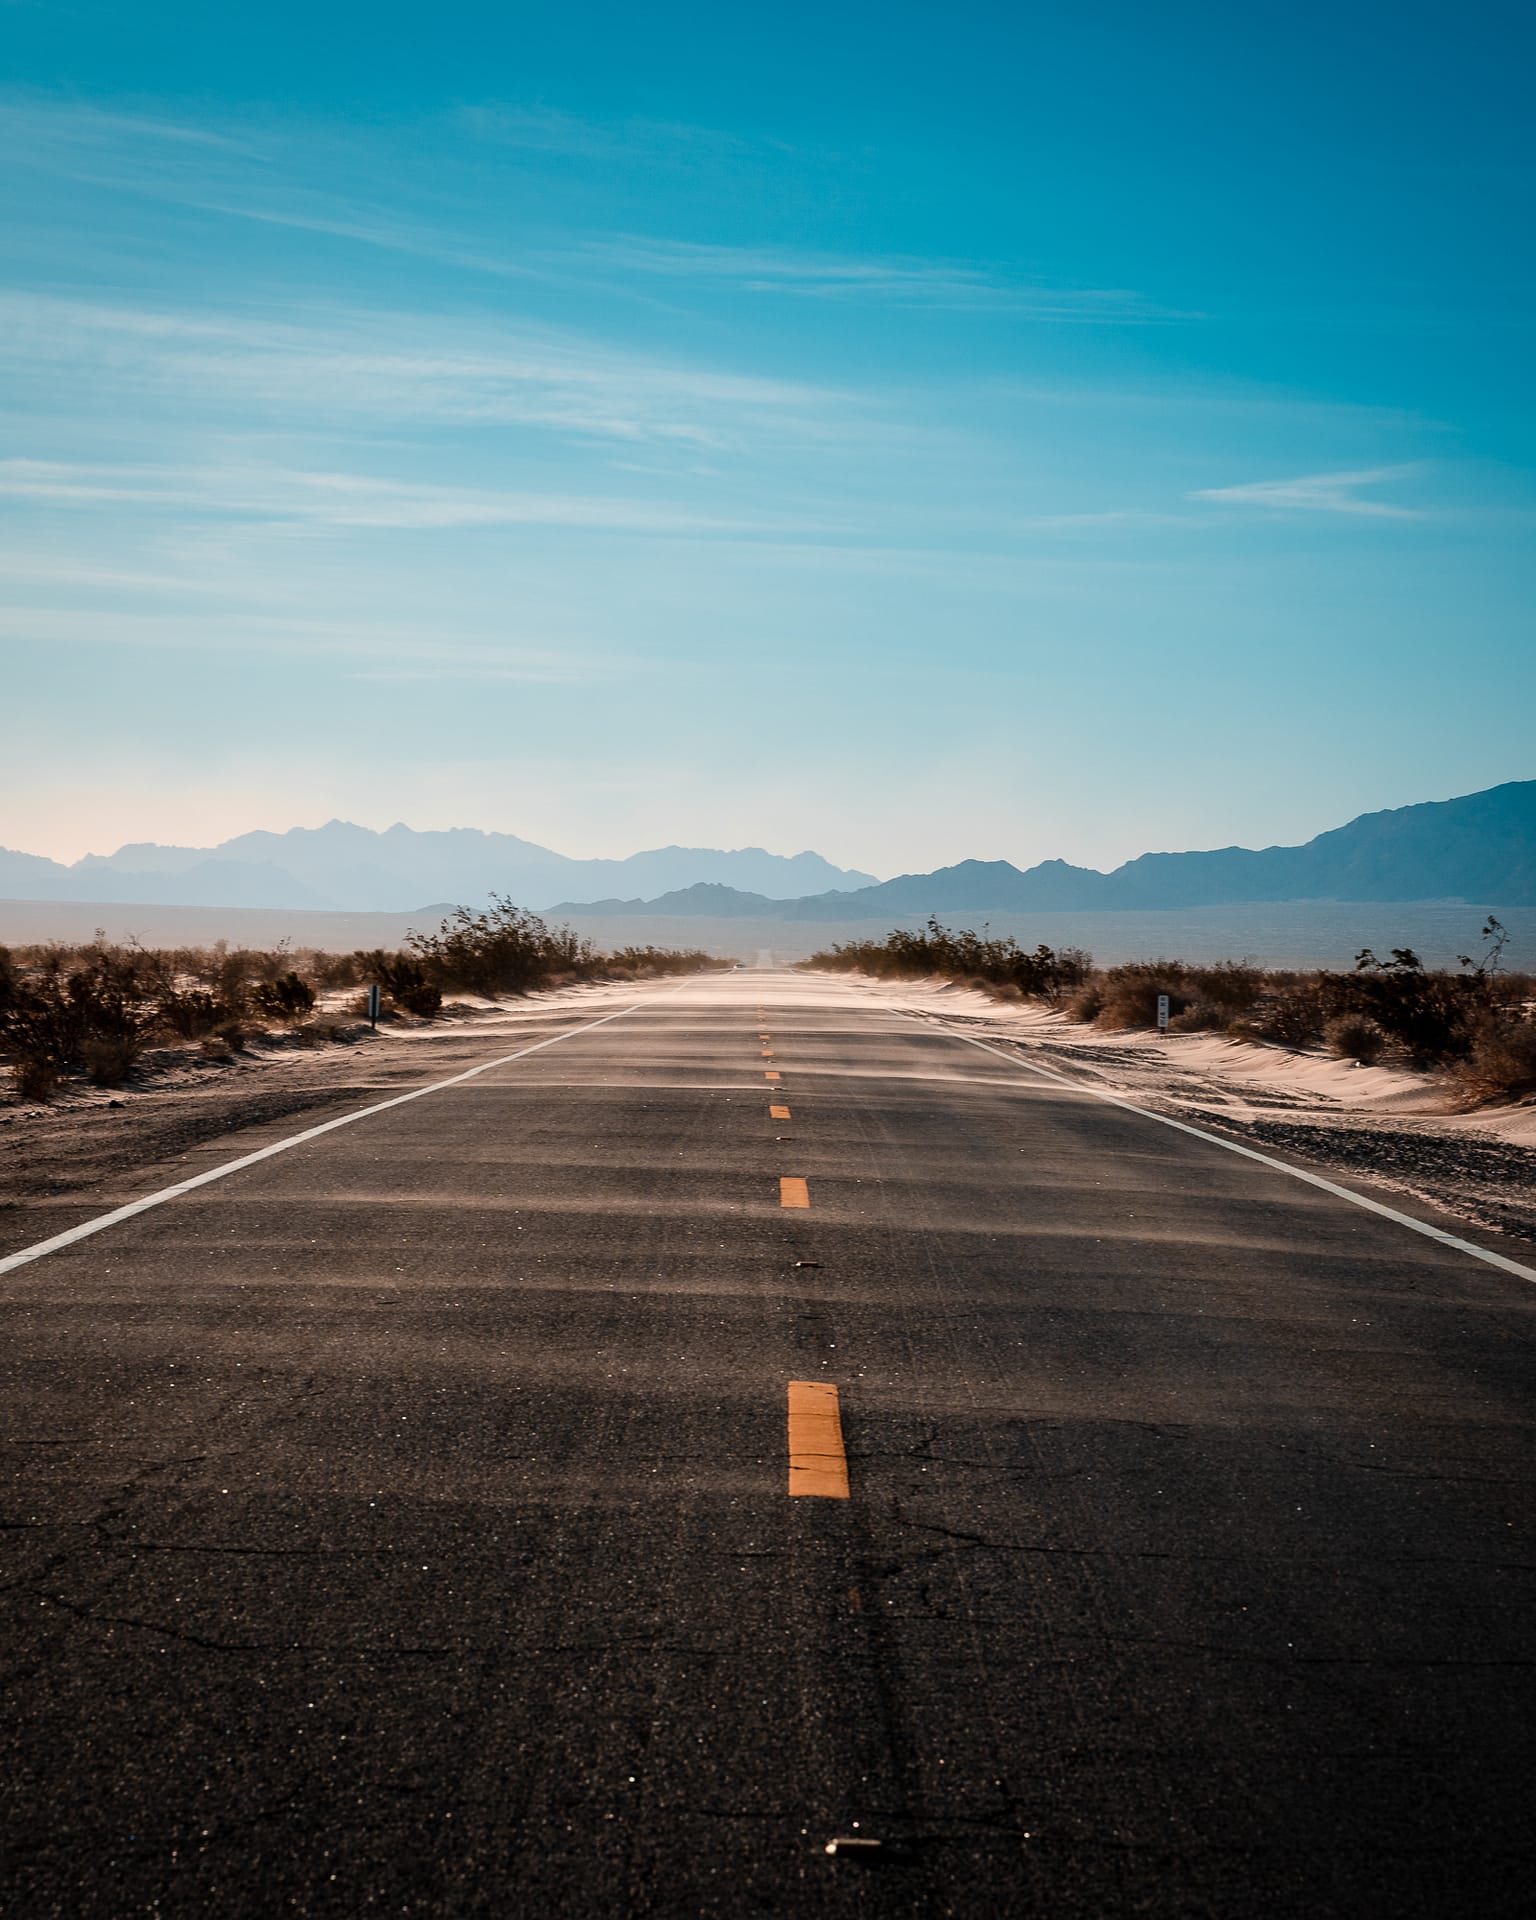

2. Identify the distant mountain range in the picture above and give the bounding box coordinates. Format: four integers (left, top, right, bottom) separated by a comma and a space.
4, 782, 1531, 919
551, 781, 1536, 917
0, 823, 878, 912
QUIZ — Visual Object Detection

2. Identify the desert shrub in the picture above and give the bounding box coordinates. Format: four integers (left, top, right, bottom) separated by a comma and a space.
82, 1034, 142, 1086
12, 1055, 59, 1101
804, 921, 1530, 1062
1067, 983, 1106, 1023
1326, 1013, 1386, 1066
245, 946, 301, 985
397, 980, 442, 1016
80, 949, 164, 1050
0, 943, 161, 1071
186, 942, 252, 1014
1456, 917, 1520, 1003
312, 950, 367, 989
1094, 962, 1191, 1030
1168, 1000, 1229, 1033
412, 898, 551, 995
808, 933, 1280, 1031
1324, 948, 1476, 1066
1186, 961, 1264, 1014
1453, 1015, 1536, 1104
407, 896, 599, 996
358, 950, 444, 1018
249, 972, 317, 1024
199, 1031, 236, 1060
807, 922, 1093, 1000
605, 946, 724, 978
212, 1020, 246, 1052
159, 989, 230, 1039
1259, 985, 1326, 1049
1011, 944, 1092, 1002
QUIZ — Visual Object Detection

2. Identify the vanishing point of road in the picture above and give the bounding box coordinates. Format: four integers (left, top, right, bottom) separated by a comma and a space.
2, 969, 1532, 1916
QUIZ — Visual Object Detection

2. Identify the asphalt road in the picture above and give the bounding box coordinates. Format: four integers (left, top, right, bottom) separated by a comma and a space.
2, 970, 1532, 1918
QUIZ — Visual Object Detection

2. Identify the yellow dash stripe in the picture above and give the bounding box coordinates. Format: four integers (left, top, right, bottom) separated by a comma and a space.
780, 1176, 809, 1209
765, 1070, 781, 1082
788, 1381, 849, 1499
770, 1104, 791, 1119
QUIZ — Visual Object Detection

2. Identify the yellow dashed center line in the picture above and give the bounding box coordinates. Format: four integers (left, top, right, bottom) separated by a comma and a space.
787, 1381, 849, 1498
770, 1104, 791, 1120
779, 1176, 810, 1208
765, 1070, 781, 1082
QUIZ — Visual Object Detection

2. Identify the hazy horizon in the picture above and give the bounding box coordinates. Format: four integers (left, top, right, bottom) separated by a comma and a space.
8, 770, 1529, 880
3, 3, 1533, 871
9, 815, 886, 877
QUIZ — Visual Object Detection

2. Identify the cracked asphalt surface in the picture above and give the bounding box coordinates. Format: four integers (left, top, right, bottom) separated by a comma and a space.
2, 970, 1533, 1917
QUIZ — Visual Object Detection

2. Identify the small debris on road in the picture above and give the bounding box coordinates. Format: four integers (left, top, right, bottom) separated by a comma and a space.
825, 1836, 882, 1856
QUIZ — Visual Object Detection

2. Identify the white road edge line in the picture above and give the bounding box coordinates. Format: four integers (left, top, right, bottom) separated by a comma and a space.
909, 1012, 1536, 1287
0, 997, 659, 1278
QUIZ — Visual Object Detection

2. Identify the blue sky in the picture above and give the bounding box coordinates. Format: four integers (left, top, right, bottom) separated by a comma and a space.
2, 0, 1532, 875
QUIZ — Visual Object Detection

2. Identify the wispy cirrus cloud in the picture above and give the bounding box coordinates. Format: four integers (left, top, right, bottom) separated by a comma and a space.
0, 599, 610, 677
1190, 465, 1425, 517
0, 96, 555, 285
178, 194, 555, 282
0, 457, 827, 537
0, 97, 249, 157
1, 98, 1187, 325
454, 104, 770, 164
577, 236, 1192, 318
0, 291, 846, 451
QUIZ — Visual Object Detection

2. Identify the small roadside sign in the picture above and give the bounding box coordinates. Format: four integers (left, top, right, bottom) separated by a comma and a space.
1156, 993, 1170, 1036
367, 984, 382, 1029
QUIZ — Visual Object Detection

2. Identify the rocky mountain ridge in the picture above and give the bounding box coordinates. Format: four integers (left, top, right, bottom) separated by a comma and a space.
0, 822, 878, 912
552, 781, 1536, 917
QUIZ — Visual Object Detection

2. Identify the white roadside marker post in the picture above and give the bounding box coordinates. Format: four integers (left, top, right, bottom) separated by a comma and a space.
1156, 992, 1169, 1039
